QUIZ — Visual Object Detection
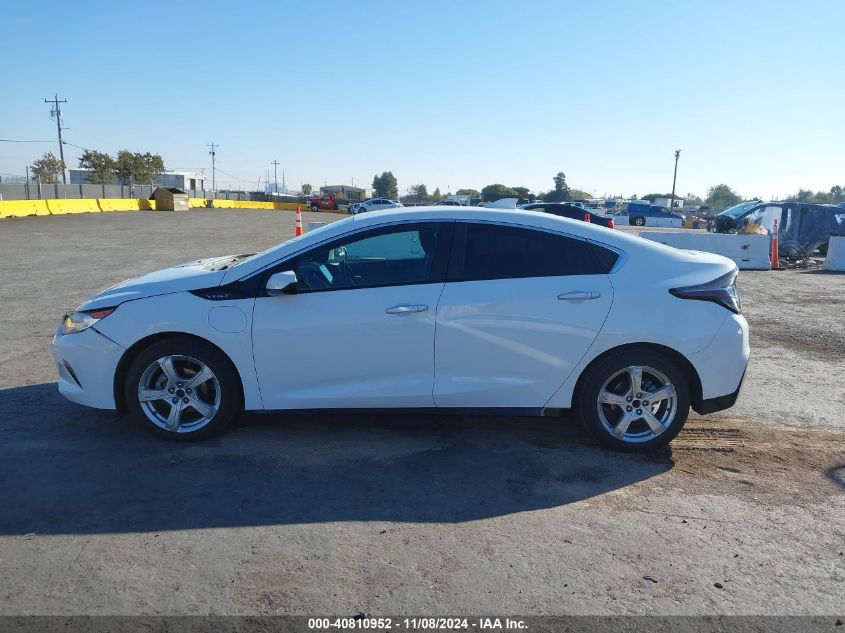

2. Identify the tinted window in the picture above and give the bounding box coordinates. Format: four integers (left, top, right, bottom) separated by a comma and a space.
285, 223, 449, 292
448, 223, 607, 281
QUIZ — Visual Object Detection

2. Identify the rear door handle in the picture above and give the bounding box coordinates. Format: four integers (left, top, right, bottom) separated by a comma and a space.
558, 291, 601, 301
385, 304, 428, 314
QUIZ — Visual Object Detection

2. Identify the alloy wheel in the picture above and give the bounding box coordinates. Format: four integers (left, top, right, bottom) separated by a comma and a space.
137, 355, 221, 433
596, 365, 678, 443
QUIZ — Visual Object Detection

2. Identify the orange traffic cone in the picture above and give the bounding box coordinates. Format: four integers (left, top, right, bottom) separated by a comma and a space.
771, 218, 779, 269
295, 205, 303, 237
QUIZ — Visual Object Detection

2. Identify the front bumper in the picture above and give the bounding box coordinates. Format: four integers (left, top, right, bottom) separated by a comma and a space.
51, 326, 125, 410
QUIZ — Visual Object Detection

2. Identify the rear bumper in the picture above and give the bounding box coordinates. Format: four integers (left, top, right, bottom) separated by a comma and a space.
687, 313, 750, 414
694, 368, 746, 414
51, 326, 124, 410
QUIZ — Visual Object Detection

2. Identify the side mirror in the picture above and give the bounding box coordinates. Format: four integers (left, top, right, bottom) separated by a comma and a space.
266, 270, 298, 296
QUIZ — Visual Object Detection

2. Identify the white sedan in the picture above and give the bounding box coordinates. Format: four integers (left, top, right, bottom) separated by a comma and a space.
348, 198, 403, 214
52, 207, 749, 451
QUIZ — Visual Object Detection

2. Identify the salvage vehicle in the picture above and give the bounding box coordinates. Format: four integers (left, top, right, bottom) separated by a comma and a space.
52, 207, 749, 452
348, 198, 403, 214
625, 201, 685, 226
306, 194, 339, 212
520, 202, 615, 229
710, 201, 845, 256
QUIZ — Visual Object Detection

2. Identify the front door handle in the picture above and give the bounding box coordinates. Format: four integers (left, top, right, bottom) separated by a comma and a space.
385, 304, 428, 314
558, 291, 601, 301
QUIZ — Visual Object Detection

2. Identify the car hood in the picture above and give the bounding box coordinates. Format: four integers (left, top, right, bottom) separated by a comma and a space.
77, 255, 236, 310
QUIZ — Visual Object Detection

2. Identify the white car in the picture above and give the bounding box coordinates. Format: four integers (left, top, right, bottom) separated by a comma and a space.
52, 207, 749, 451
348, 198, 403, 214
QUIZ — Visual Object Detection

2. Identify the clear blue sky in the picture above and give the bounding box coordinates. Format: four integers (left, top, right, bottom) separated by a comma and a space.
1, 0, 843, 199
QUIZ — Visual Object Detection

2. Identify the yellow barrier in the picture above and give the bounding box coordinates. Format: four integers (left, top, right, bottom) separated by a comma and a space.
0, 197, 307, 219
0, 200, 50, 218
46, 199, 100, 215
97, 198, 144, 212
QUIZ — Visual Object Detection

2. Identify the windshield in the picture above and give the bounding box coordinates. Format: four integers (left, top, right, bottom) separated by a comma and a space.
229, 216, 355, 268
719, 201, 760, 218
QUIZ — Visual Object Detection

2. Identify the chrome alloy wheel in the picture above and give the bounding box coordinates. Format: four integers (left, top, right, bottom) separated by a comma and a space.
597, 365, 678, 443
137, 355, 221, 433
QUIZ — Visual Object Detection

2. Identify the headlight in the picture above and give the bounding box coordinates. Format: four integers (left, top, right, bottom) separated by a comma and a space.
61, 307, 116, 335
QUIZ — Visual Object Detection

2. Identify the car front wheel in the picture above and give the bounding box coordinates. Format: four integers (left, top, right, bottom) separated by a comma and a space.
631, 216, 646, 226
310, 204, 320, 212
578, 350, 690, 452
124, 337, 242, 441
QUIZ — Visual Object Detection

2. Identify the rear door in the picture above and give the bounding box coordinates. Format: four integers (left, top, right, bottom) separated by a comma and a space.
434, 222, 615, 408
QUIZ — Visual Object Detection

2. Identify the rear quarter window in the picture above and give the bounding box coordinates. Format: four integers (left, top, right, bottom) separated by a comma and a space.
449, 223, 611, 281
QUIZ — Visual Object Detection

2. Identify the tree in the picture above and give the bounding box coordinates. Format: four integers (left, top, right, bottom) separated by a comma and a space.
302, 183, 313, 195
830, 185, 843, 202
455, 188, 479, 196
115, 150, 165, 185
78, 150, 117, 184
685, 192, 705, 206
705, 184, 742, 211
641, 193, 674, 203
481, 183, 518, 198
512, 186, 530, 197
30, 152, 65, 183
545, 172, 571, 202
372, 171, 398, 199
432, 187, 443, 201
403, 183, 429, 204
568, 189, 591, 200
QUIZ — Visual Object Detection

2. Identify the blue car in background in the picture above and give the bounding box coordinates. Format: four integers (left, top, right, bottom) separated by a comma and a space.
625, 202, 685, 226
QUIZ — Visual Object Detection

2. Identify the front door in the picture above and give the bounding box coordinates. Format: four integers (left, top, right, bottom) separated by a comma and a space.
252, 221, 453, 409
434, 222, 614, 408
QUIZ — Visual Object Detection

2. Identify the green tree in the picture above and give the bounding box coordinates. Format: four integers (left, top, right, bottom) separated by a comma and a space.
685, 192, 705, 206
301, 183, 313, 195
372, 171, 398, 199
705, 184, 742, 211
30, 152, 65, 183
115, 150, 165, 185
512, 186, 530, 197
78, 150, 117, 184
403, 183, 429, 204
568, 189, 591, 200
481, 183, 518, 198
431, 187, 443, 201
455, 188, 479, 196
545, 171, 571, 202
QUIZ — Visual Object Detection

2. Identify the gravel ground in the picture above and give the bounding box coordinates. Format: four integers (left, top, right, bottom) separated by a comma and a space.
0, 210, 842, 616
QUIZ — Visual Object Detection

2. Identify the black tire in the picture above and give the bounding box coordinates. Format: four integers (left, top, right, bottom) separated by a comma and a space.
124, 337, 242, 441
631, 216, 646, 227
310, 204, 320, 212
577, 349, 690, 452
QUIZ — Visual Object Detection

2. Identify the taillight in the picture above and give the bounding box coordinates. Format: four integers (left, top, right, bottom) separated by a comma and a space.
608, 219, 615, 229
669, 269, 741, 314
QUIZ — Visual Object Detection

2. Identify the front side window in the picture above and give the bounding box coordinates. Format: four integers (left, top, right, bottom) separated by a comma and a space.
448, 223, 613, 282
283, 222, 449, 292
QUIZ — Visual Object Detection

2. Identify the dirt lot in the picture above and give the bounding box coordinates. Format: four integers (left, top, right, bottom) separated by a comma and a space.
0, 210, 842, 616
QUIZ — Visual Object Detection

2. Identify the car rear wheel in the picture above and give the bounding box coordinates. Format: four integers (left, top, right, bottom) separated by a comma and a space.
124, 337, 242, 441
577, 350, 689, 452
631, 216, 646, 226
310, 204, 320, 212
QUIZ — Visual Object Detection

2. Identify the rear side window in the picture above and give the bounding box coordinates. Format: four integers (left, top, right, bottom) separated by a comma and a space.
448, 223, 610, 281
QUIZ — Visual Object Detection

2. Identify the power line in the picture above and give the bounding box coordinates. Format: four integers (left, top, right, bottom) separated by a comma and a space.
0, 139, 56, 143
44, 94, 68, 183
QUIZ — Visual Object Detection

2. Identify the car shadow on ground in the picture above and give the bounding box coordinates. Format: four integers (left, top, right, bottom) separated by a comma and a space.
0, 383, 673, 535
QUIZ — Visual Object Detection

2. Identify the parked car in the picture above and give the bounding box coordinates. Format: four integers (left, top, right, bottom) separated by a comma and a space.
626, 202, 685, 226
348, 198, 403, 214
433, 200, 464, 206
521, 202, 615, 229
52, 206, 748, 452
306, 194, 339, 212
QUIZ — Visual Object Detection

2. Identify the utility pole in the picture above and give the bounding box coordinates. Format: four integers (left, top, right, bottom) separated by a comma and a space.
207, 143, 218, 198
44, 94, 68, 183
669, 149, 681, 211
270, 160, 280, 194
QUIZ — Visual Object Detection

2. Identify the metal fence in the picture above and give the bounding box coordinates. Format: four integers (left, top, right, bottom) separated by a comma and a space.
0, 183, 207, 201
